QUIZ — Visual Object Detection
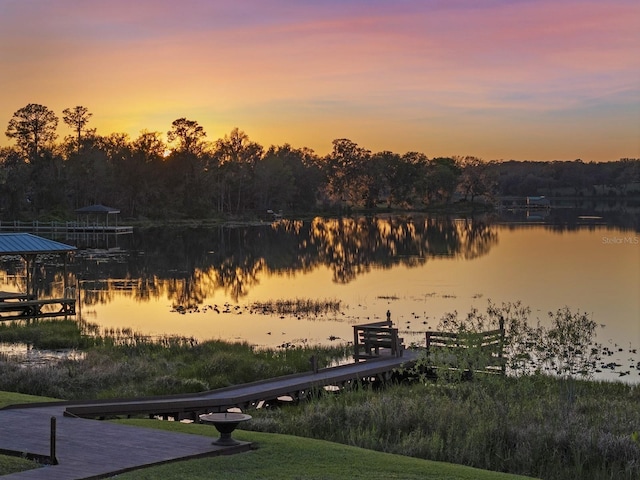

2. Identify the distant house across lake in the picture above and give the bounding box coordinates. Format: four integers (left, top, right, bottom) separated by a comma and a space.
526, 196, 550, 208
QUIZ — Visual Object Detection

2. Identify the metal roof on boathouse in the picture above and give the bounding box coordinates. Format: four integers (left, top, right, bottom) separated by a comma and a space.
0, 233, 77, 255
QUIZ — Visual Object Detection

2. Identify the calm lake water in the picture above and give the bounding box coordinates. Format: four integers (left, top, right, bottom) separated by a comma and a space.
1, 209, 639, 382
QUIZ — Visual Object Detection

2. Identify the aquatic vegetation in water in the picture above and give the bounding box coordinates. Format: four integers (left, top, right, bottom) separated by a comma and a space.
248, 298, 342, 317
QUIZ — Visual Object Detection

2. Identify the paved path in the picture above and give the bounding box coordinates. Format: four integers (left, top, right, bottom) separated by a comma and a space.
0, 404, 248, 479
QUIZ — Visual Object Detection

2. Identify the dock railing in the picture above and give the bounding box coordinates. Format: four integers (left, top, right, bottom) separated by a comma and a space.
353, 314, 404, 362
0, 220, 132, 234
425, 319, 506, 377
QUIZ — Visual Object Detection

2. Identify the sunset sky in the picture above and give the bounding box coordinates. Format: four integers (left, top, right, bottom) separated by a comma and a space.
1, 0, 638, 161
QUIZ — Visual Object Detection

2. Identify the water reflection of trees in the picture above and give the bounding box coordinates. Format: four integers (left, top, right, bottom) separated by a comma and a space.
0, 216, 498, 306
307, 216, 497, 283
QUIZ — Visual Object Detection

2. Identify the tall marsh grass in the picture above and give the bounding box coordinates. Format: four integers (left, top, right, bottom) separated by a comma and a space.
0, 318, 96, 349
0, 319, 349, 399
245, 302, 639, 480
247, 376, 640, 480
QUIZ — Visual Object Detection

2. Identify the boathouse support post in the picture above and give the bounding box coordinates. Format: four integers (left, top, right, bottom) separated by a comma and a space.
20, 254, 37, 298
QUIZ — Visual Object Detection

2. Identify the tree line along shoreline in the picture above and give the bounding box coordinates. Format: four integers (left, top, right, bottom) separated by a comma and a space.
1, 103, 638, 222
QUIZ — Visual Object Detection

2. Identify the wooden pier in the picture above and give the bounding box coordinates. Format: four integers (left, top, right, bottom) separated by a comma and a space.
54, 350, 420, 421
0, 293, 76, 321
0, 220, 133, 235
0, 340, 419, 479
44, 318, 414, 421
0, 220, 132, 248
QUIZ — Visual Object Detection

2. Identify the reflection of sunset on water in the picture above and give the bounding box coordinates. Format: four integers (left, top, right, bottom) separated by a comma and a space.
1, 217, 637, 381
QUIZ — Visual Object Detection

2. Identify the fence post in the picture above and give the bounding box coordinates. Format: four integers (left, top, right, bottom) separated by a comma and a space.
353, 327, 360, 362
499, 318, 506, 374
50, 416, 58, 465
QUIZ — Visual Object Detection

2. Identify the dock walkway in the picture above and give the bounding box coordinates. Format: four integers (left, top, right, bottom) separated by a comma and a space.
0, 352, 418, 479
0, 221, 133, 236
61, 351, 419, 420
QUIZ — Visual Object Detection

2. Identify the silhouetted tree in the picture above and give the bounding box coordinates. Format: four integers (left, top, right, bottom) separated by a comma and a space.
292, 147, 325, 212
62, 106, 92, 153
326, 138, 371, 206
254, 146, 296, 212
167, 118, 207, 156
361, 151, 392, 209
5, 103, 58, 161
265, 145, 324, 212
214, 128, 263, 214
0, 147, 30, 218
28, 148, 67, 213
165, 119, 211, 215
79, 133, 127, 207
425, 157, 461, 203
392, 151, 429, 207
457, 156, 493, 201
122, 131, 167, 216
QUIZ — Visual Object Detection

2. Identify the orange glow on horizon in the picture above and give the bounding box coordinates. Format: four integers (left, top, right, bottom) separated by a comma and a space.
0, 0, 638, 161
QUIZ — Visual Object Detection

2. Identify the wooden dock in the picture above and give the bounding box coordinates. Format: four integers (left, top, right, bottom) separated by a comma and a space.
60, 351, 420, 420
0, 220, 132, 248
0, 220, 133, 235
0, 297, 76, 321
0, 351, 418, 479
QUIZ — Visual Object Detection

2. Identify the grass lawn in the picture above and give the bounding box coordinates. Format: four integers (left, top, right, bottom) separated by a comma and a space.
0, 455, 39, 476
0, 391, 59, 407
110, 419, 539, 480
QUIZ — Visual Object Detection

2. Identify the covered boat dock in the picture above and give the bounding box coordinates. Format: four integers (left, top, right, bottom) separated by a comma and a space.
0, 233, 77, 320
